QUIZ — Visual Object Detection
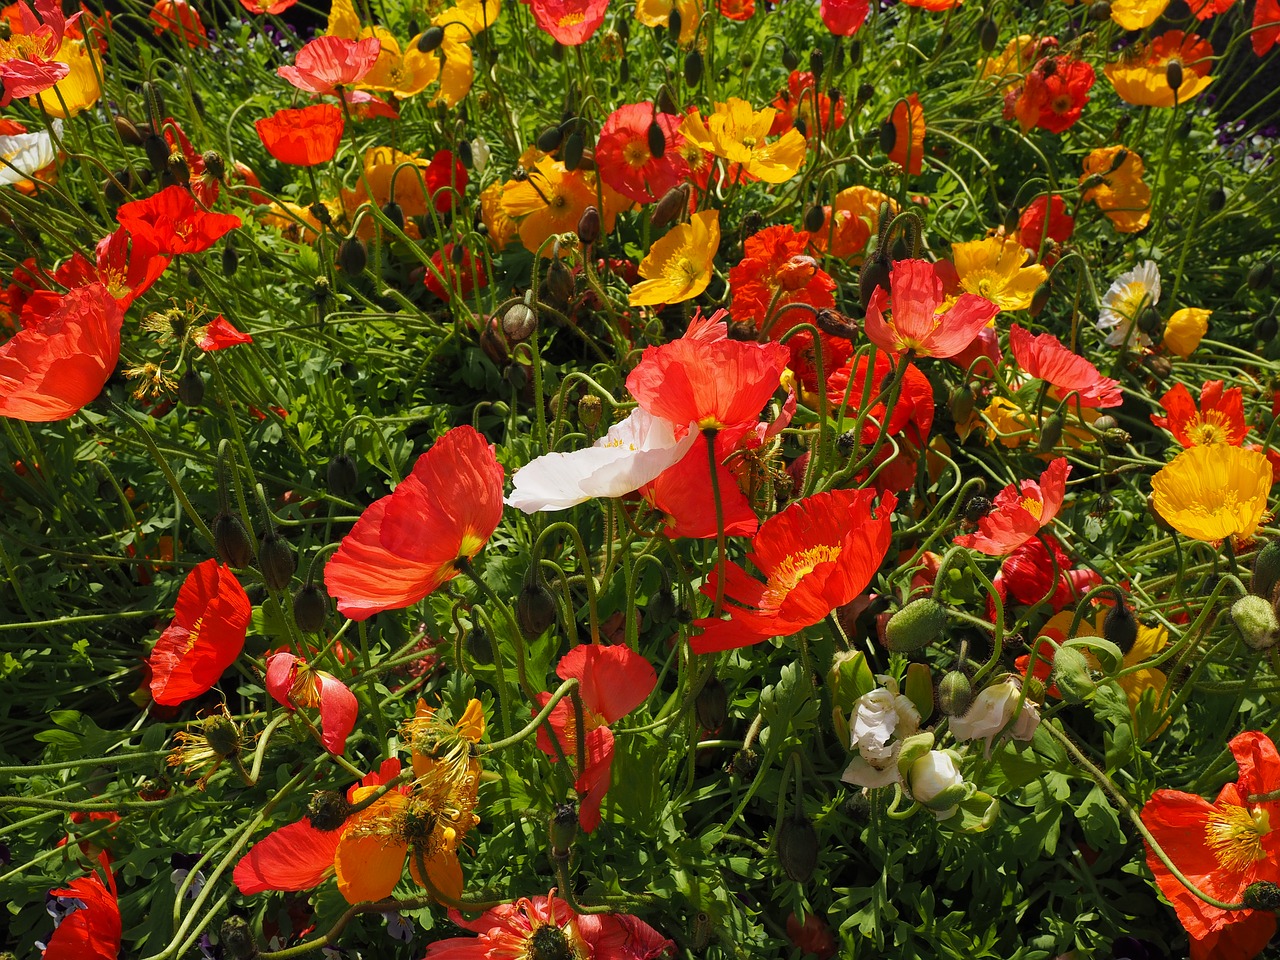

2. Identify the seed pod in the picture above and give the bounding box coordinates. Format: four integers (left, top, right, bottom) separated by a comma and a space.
646, 120, 666, 159
293, 582, 328, 633
327, 453, 358, 499
1036, 409, 1065, 453
417, 25, 444, 51
213, 513, 254, 568
465, 624, 494, 664
1243, 882, 1280, 911
549, 802, 578, 859
577, 205, 601, 246
1029, 280, 1052, 317
695, 674, 728, 731
977, 17, 999, 52
114, 114, 144, 145
809, 48, 824, 78
667, 8, 682, 41
1233, 595, 1279, 650
219, 917, 257, 960
382, 200, 405, 232
1088, 0, 1111, 18
684, 49, 703, 86
457, 138, 473, 168
578, 394, 603, 430
884, 598, 948, 653
516, 579, 557, 636
782, 43, 800, 71
803, 204, 826, 233
338, 237, 367, 276
651, 183, 689, 229
1103, 593, 1138, 655
878, 119, 897, 155
1165, 59, 1183, 93
1051, 645, 1095, 703
178, 369, 204, 406
949, 384, 975, 423
775, 810, 819, 883
258, 530, 296, 592
938, 671, 972, 716
561, 131, 585, 171
1247, 262, 1274, 290
502, 302, 538, 342
1251, 540, 1280, 598
221, 243, 239, 277
306, 790, 353, 831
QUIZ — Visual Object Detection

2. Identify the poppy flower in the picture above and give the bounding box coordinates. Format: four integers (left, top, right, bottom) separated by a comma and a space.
424, 244, 487, 300
534, 644, 657, 833
0, 117, 60, 185
628, 209, 721, 306
1009, 324, 1123, 408
805, 185, 895, 261
1254, 0, 1280, 55
864, 258, 999, 359
888, 94, 925, 176
770, 71, 845, 139
239, 0, 298, 13
1080, 145, 1151, 234
998, 536, 1101, 613
346, 148, 467, 230
679, 98, 808, 184
528, 0, 608, 44
640, 428, 760, 539
1009, 55, 1095, 134
594, 102, 689, 205
827, 352, 934, 446
902, 0, 958, 9
1151, 381, 1246, 448
324, 425, 504, 621
1151, 445, 1273, 544
692, 488, 895, 653
148, 559, 251, 706
635, 0, 700, 46
981, 35, 1052, 82
277, 35, 381, 95
361, 28, 473, 103
0, 282, 122, 422
1106, 31, 1214, 108
501, 156, 610, 256
30, 37, 99, 117
1098, 260, 1160, 349
116, 185, 242, 256
0, 0, 75, 104
256, 104, 345, 168
1109, 0, 1168, 27
196, 315, 252, 351
76, 229, 171, 309
720, 0, 754, 19
149, 0, 208, 47
953, 457, 1070, 556
423, 889, 674, 960
1163, 307, 1211, 359
821, 0, 870, 34
729, 225, 836, 329
1141, 732, 1280, 960
951, 237, 1047, 312
266, 651, 358, 755
1017, 195, 1073, 258
41, 869, 120, 960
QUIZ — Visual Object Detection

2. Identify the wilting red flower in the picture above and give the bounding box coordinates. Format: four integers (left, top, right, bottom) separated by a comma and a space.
692, 488, 896, 653
594, 102, 688, 205
996, 534, 1101, 611
266, 651, 358, 755
821, 0, 869, 35
277, 35, 381, 95
1254, 0, 1280, 55
640, 429, 760, 539
0, 0, 76, 104
256, 104, 344, 167
535, 645, 656, 833
424, 889, 675, 960
0, 283, 122, 422
627, 310, 789, 434
729, 225, 836, 329
888, 94, 926, 175
42, 869, 120, 960
1017, 195, 1074, 257
528, 0, 609, 44
720, 0, 754, 19
148, 559, 252, 706
197, 315, 253, 351
1151, 381, 1247, 448
1009, 323, 1122, 408
864, 259, 999, 359
954, 457, 1070, 556
1141, 731, 1280, 960
424, 244, 488, 300
770, 71, 845, 138
116, 185, 242, 255
1009, 56, 1095, 134
149, 0, 208, 46
324, 426, 504, 621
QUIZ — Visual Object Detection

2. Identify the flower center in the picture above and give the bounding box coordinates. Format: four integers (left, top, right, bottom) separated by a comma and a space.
1020, 496, 1043, 520
183, 617, 204, 654
668, 256, 701, 286
1204, 804, 1270, 874
1186, 412, 1230, 446
557, 11, 585, 26
622, 140, 650, 168
761, 544, 842, 611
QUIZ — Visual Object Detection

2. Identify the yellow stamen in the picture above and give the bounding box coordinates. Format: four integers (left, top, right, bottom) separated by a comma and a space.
1204, 804, 1270, 874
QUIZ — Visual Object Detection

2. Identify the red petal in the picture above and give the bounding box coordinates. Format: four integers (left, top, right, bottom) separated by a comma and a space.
234, 819, 340, 894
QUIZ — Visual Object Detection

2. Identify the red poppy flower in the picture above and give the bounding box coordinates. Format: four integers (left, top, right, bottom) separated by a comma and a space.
343, 89, 398, 121
0, 283, 122, 422
827, 352, 934, 446
116, 185, 242, 256
865, 259, 998, 359
238, 0, 297, 13
256, 104, 345, 167
52, 230, 171, 310
266, 651, 358, 755
784, 328, 853, 394
0, 0, 75, 104
534, 644, 656, 833
1189, 0, 1235, 17
149, 0, 208, 47
1017, 195, 1074, 258
770, 71, 845, 138
1, 256, 49, 332
594, 102, 689, 205
888, 94, 926, 175
425, 889, 674, 960
1141, 731, 1280, 960
277, 35, 381, 95
720, 0, 754, 19
821, 0, 869, 35
1009, 323, 1122, 408
197, 315, 253, 351
42, 870, 120, 960
997, 534, 1101, 611
424, 244, 488, 300
953, 457, 1070, 556
1010, 56, 1095, 134
148, 559, 251, 706
692, 488, 896, 653
1151, 381, 1247, 448
729, 225, 836, 330
324, 425, 504, 621
1254, 0, 1280, 55
528, 0, 609, 44
640, 429, 759, 540
627, 310, 789, 433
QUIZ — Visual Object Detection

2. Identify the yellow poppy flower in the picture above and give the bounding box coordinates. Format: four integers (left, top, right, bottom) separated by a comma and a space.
951, 236, 1048, 312
680, 99, 807, 184
480, 181, 517, 250
1162, 307, 1211, 359
1151, 445, 1273, 544
635, 0, 701, 46
1104, 31, 1215, 109
501, 156, 604, 255
629, 209, 721, 306
32, 39, 100, 118
979, 35, 1040, 81
1080, 145, 1151, 234
435, 0, 502, 38
1109, 0, 1169, 30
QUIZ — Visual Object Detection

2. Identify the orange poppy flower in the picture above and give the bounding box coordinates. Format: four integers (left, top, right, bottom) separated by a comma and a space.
116, 185, 242, 255
770, 71, 845, 139
148, 0, 208, 47
1080, 145, 1151, 234
729, 224, 835, 328
501, 156, 601, 255
805, 185, 895, 261
1016, 195, 1074, 258
1105, 31, 1215, 108
529, 0, 608, 44
1254, 0, 1280, 55
1009, 55, 1095, 133
42, 869, 120, 960
255, 104, 345, 167
1150, 381, 1247, 448
888, 94, 925, 175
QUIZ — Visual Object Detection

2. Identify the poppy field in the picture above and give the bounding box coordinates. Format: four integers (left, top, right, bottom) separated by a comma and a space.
3, 0, 1280, 954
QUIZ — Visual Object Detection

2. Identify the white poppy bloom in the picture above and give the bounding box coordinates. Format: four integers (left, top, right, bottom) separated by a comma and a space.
907, 750, 965, 819
841, 678, 921, 788
949, 679, 1040, 753
0, 121, 62, 187
506, 407, 697, 513
1097, 260, 1161, 348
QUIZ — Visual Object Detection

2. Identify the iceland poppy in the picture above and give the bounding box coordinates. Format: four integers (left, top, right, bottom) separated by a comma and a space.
1151, 446, 1273, 544
1009, 324, 1123, 408
594, 102, 689, 205
40, 868, 121, 960
265, 650, 358, 755
864, 258, 999, 359
628, 210, 721, 307
116, 185, 242, 256
821, 0, 870, 34
1080, 146, 1151, 234
148, 0, 207, 47
1151, 381, 1247, 448
1017, 195, 1074, 258
0, 0, 76, 104
528, 0, 609, 44
256, 104, 345, 167
888, 94, 926, 176
953, 457, 1070, 556
729, 224, 836, 330
277, 34, 381, 95
951, 238, 1047, 313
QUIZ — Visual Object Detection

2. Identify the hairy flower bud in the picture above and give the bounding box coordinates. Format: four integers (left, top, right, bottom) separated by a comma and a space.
549, 802, 578, 859
977, 17, 999, 52
1029, 280, 1052, 317
258, 530, 295, 592
695, 674, 728, 732
1248, 261, 1274, 291
577, 205, 601, 246
803, 204, 826, 233
1243, 881, 1280, 911
1252, 540, 1280, 599
775, 810, 819, 882
178, 369, 204, 406
327, 453, 358, 499
1233, 595, 1280, 651
417, 25, 444, 51
683, 49, 704, 86
466, 624, 494, 665
293, 583, 328, 633
651, 183, 689, 229
213, 512, 254, 568
1103, 593, 1138, 655
885, 598, 948, 653
938, 671, 972, 716
382, 200, 405, 232
1050, 645, 1095, 703
338, 237, 367, 277
220, 916, 259, 960
502, 302, 538, 343
536, 125, 564, 153
949, 384, 975, 423
517, 579, 557, 636
1036, 409, 1065, 453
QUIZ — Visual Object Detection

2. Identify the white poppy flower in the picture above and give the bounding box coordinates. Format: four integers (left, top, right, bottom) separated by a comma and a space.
1097, 260, 1161, 348
0, 121, 62, 186
949, 679, 1040, 753
906, 750, 965, 819
841, 678, 921, 788
506, 407, 697, 513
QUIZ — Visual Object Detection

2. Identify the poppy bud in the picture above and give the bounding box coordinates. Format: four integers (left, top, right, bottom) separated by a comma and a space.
143, 133, 169, 175
859, 250, 892, 310
741, 210, 765, 238
809, 48, 824, 78
220, 917, 258, 960
178, 369, 204, 406
1051, 645, 1095, 703
977, 17, 999, 52
836, 430, 857, 454
1248, 261, 1274, 290
506, 362, 529, 392
1039, 56, 1057, 78
549, 802, 578, 859
695, 674, 728, 731
1206, 187, 1226, 212
647, 585, 677, 626
1107, 148, 1129, 174
1088, 0, 1111, 17
186, 265, 203, 288
803, 204, 826, 233
327, 453, 358, 499
856, 82, 874, 106
578, 393, 603, 430
536, 125, 564, 154
1233, 595, 1279, 651
814, 308, 858, 340
502, 302, 537, 342
775, 810, 819, 882
878, 120, 897, 155
417, 25, 444, 51
949, 384, 975, 423
293, 582, 328, 633
577, 205, 601, 246
466, 624, 494, 664
651, 183, 689, 229
306, 790, 353, 830
457, 138, 473, 168
450, 244, 466, 266
938, 671, 972, 716
645, 119, 667, 160
221, 243, 239, 277
213, 513, 254, 568
684, 49, 704, 86
885, 598, 948, 653
1029, 280, 1052, 317
1255, 315, 1277, 342
667, 8, 682, 41
730, 747, 759, 778
517, 579, 557, 636
382, 200, 405, 232
1165, 59, 1183, 93
1251, 540, 1280, 599
114, 114, 144, 145
1002, 203, 1021, 236
338, 237, 367, 277
1243, 882, 1280, 911
1143, 354, 1172, 380
1138, 305, 1162, 335
794, 117, 808, 138
1036, 409, 1065, 453
104, 169, 129, 205
543, 258, 574, 305
963, 495, 992, 524
1103, 593, 1138, 655
258, 530, 296, 592
561, 131, 585, 171
309, 202, 333, 228
782, 43, 800, 70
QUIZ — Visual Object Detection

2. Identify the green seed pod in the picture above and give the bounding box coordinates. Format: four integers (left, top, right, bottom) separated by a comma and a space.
516, 579, 557, 636
977, 17, 999, 52
561, 131, 585, 171
1050, 645, 1095, 703
338, 237, 367, 277
178, 369, 204, 406
306, 790, 353, 831
775, 810, 819, 883
417, 25, 444, 52
213, 512, 254, 568
803, 204, 826, 233
293, 583, 328, 633
884, 598, 948, 653
548, 802, 578, 859
202, 712, 241, 756
938, 671, 972, 717
683, 49, 704, 86
1248, 262, 1274, 290
327, 453, 358, 499
578, 394, 603, 430
646, 120, 666, 159
466, 624, 494, 664
1232, 595, 1279, 651
1252, 540, 1280, 598
536, 125, 564, 153
258, 530, 296, 592
782, 43, 800, 71
1036, 409, 1065, 453
1103, 594, 1138, 655
695, 674, 728, 731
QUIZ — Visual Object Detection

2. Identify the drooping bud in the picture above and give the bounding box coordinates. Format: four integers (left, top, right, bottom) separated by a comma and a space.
775, 809, 819, 882
536, 125, 564, 153
577, 205, 601, 246
417, 25, 444, 51
858, 247, 892, 310
1103, 592, 1138, 655
220, 916, 259, 960
1252, 540, 1280, 598
884, 598, 948, 653
1088, 0, 1111, 19
695, 674, 728, 731
1232, 595, 1280, 651
382, 200, 405, 232
466, 624, 495, 664
517, 578, 557, 636
651, 183, 689, 229
213, 512, 254, 568
782, 43, 800, 71
549, 802, 578, 859
949, 384, 975, 423
577, 394, 603, 430
338, 237, 367, 277
1247, 261, 1274, 290
964, 495, 993, 523
803, 204, 826, 233
222, 243, 239, 277
647, 585, 677, 626
502, 301, 538, 343
667, 8, 682, 41
327, 453, 358, 499
1030, 280, 1052, 317
646, 120, 666, 159
1050, 644, 1096, 703
977, 17, 999, 52
1165, 59, 1183, 93
1036, 409, 1065, 453
813, 308, 858, 341
809, 48, 824, 79
178, 368, 204, 406
543, 258, 574, 305
306, 790, 353, 831
1207, 187, 1226, 212
457, 138, 474, 168
293, 582, 328, 633
114, 114, 144, 145
938, 671, 972, 716
878, 119, 897, 155
258, 530, 296, 592
683, 49, 704, 86
202, 150, 226, 181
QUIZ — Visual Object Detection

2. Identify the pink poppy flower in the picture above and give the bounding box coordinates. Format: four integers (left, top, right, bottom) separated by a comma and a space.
277, 35, 381, 96
1009, 323, 1122, 408
265, 650, 358, 755
528, 0, 609, 44
864, 259, 999, 359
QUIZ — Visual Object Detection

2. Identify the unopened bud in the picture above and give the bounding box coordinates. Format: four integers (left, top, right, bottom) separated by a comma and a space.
293, 583, 328, 633
683, 49, 704, 86
695, 674, 728, 731
651, 183, 689, 229
220, 916, 258, 960
178, 369, 204, 406
114, 114, 144, 145
964, 496, 993, 523
878, 119, 897, 155
502, 301, 537, 342
647, 585, 677, 626
258, 530, 295, 592
306, 790, 353, 831
884, 598, 948, 653
543, 258, 574, 304
338, 237, 367, 277
646, 120, 666, 159
222, 243, 239, 277
561, 132, 585, 173
781, 43, 800, 71
1103, 593, 1138, 655
536, 125, 564, 153
1036, 409, 1065, 453
382, 200, 405, 232
327, 453, 358, 499
775, 810, 819, 882
859, 251, 892, 310
938, 671, 972, 716
1166, 59, 1183, 93
814, 308, 858, 341
667, 8, 682, 41
1050, 644, 1095, 703
1252, 540, 1280, 598
1248, 262, 1274, 290
549, 802, 578, 858
466, 624, 494, 664
949, 384, 975, 423
1233, 595, 1280, 651
577, 205, 601, 246
213, 513, 254, 568
417, 25, 444, 51
1207, 187, 1226, 212
516, 579, 557, 636
1088, 0, 1111, 18
803, 204, 826, 233
1243, 881, 1280, 911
